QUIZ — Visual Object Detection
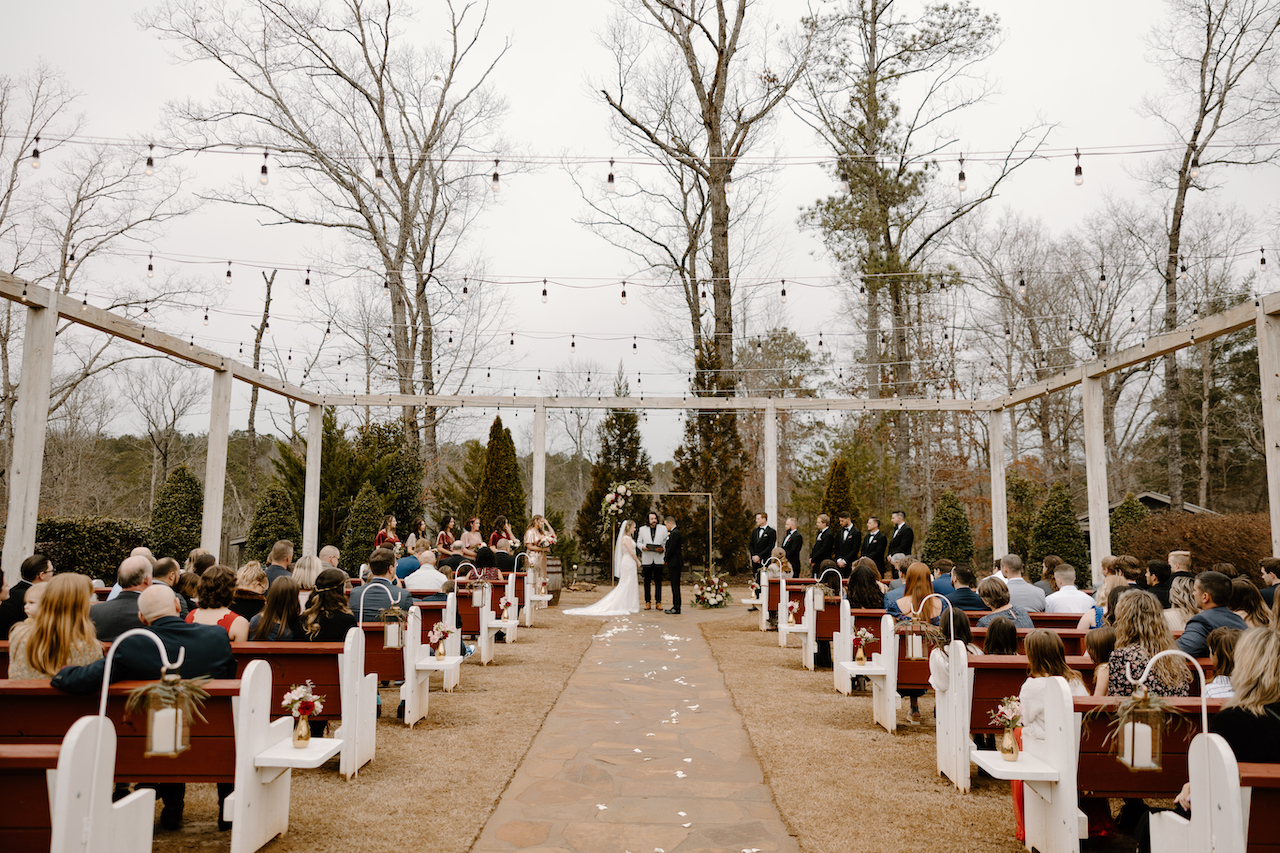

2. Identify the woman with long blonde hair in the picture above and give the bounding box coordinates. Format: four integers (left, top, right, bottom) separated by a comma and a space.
291, 555, 324, 608
1107, 590, 1190, 696
524, 513, 557, 609
1164, 576, 1200, 632
1077, 573, 1130, 630
9, 573, 102, 679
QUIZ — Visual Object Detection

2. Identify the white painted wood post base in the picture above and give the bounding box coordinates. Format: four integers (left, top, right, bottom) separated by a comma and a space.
800, 587, 819, 670
50, 716, 155, 853
832, 601, 853, 695
1149, 733, 1246, 853
870, 614, 900, 734
934, 641, 975, 792
337, 626, 377, 779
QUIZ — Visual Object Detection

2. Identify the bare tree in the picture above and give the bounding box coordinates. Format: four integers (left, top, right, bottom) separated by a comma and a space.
146, 0, 511, 488
1139, 0, 1280, 510
135, 361, 205, 509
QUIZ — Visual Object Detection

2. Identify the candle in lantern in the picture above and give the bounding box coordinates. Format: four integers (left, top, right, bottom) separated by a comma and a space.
1124, 721, 1155, 768
386, 622, 401, 647
152, 707, 179, 754
907, 635, 923, 658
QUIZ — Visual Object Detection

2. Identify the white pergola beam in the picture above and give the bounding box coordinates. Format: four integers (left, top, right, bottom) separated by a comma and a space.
532, 402, 547, 517
763, 399, 778, 526
303, 404, 323, 556
201, 368, 233, 559
989, 408, 1008, 560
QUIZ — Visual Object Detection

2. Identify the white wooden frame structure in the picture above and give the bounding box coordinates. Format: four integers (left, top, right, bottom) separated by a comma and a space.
3, 269, 1279, 585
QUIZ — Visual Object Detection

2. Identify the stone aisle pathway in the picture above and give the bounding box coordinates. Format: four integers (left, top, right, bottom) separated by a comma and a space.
472, 607, 799, 853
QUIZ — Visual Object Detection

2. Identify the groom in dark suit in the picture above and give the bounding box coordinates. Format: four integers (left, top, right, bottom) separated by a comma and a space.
664, 515, 684, 614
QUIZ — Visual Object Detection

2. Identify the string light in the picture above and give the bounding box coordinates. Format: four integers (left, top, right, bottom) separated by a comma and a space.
145, 143, 154, 176
570, 334, 575, 352
238, 342, 243, 356
304, 268, 311, 290
724, 171, 733, 193
189, 335, 194, 349
1192, 305, 1200, 322
606, 159, 616, 194
491, 159, 500, 193
81, 292, 88, 311
621, 281, 627, 305
1190, 155, 1200, 179
541, 279, 548, 303
510, 332, 515, 348
325, 321, 332, 340
859, 282, 866, 301
780, 280, 787, 304
1179, 257, 1188, 283
700, 287, 707, 308
1074, 149, 1083, 186
632, 336, 637, 351
1261, 247, 1267, 275
375, 155, 384, 188
448, 330, 454, 348
143, 301, 149, 318
258, 151, 269, 186
384, 278, 390, 290
1099, 265, 1106, 288
1130, 310, 1137, 328
287, 348, 292, 364
203, 307, 209, 325
263, 320, 269, 333
957, 154, 966, 192
225, 261, 231, 283
756, 338, 763, 353
147, 252, 154, 279
1018, 273, 1026, 296
461, 277, 469, 301
30, 136, 40, 169
1004, 325, 1011, 342
818, 332, 823, 347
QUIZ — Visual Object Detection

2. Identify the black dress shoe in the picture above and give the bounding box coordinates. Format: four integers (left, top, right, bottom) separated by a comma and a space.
159, 805, 183, 831
664, 608, 680, 614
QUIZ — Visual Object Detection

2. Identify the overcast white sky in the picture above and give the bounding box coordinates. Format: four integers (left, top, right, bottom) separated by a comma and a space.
3, 0, 1277, 460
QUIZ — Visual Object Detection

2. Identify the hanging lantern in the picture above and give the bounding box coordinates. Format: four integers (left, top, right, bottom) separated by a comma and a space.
471, 582, 485, 607
142, 673, 192, 758
1117, 687, 1164, 771
902, 619, 927, 660
380, 604, 408, 650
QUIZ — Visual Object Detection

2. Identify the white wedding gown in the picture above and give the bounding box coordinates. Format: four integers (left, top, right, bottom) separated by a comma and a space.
565, 535, 640, 616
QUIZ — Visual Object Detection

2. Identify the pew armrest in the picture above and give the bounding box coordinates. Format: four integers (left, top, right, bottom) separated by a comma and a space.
836, 661, 887, 678
254, 736, 344, 781
971, 749, 1059, 782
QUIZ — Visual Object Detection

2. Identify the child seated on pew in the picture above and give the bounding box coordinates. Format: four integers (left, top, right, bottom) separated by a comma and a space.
1203, 626, 1241, 699
981, 616, 1017, 655
21, 580, 46, 620
928, 609, 980, 691
1084, 626, 1115, 697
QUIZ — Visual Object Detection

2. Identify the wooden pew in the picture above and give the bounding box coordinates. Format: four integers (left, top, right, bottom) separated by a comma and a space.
1149, 733, 1247, 853
231, 642, 345, 723
774, 578, 817, 647
454, 582, 502, 664
1240, 763, 1280, 853
361, 599, 449, 682
0, 742, 64, 852
48, 716, 156, 853
399, 596, 466, 727
1030, 612, 1089, 629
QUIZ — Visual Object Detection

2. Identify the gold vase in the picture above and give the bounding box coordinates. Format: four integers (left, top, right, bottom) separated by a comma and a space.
787, 612, 796, 625
436, 641, 446, 657
855, 645, 866, 665
293, 715, 311, 749
999, 729, 1019, 762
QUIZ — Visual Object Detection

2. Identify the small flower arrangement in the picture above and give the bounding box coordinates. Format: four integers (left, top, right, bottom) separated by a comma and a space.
283, 681, 325, 719
850, 627, 877, 652
692, 572, 729, 608
427, 621, 455, 645
748, 579, 760, 594
786, 600, 801, 615
602, 480, 643, 517
989, 696, 1022, 730
499, 595, 516, 610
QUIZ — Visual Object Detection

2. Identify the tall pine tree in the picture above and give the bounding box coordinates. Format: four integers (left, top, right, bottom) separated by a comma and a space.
820, 457, 853, 524
476, 416, 526, 535
576, 369, 652, 567
665, 344, 749, 574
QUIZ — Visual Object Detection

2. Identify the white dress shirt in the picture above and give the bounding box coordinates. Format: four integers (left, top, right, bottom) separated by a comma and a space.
1045, 584, 1095, 613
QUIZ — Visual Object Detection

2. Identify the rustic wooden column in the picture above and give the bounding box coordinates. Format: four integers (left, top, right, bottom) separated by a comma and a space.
200, 367, 233, 559
1082, 376, 1111, 586
764, 399, 778, 526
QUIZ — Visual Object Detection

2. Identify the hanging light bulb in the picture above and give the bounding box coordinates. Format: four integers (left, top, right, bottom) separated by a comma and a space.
621, 281, 627, 305
375, 155, 384, 188
30, 136, 40, 169
1180, 258, 1188, 283
1018, 273, 1026, 296
957, 154, 966, 192
510, 332, 515, 348
724, 170, 733, 193
818, 332, 823, 347
1068, 319, 1074, 333
632, 336, 637, 351
491, 159, 500, 193
606, 158, 616, 194
263, 319, 269, 333
1074, 148, 1083, 186
537, 370, 542, 385
756, 338, 762, 353
541, 279, 548, 303
700, 288, 707, 308
1130, 310, 1137, 328
1261, 247, 1268, 275
238, 341, 243, 356
143, 301, 150, 318
203, 307, 209, 326
325, 321, 332, 340
287, 348, 293, 364
147, 252, 154, 279
1099, 265, 1106, 288
1190, 154, 1200, 179
570, 334, 575, 352
304, 268, 311, 290
859, 282, 867, 301
461, 276, 469, 301
259, 151, 269, 185
838, 170, 849, 193
1193, 305, 1200, 322
225, 262, 232, 283
189, 335, 194, 350
780, 280, 787, 303
1004, 325, 1012, 342
384, 278, 390, 290
81, 292, 88, 311
145, 143, 155, 176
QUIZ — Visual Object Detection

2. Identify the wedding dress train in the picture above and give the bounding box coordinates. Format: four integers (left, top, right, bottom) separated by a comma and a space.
565, 534, 640, 616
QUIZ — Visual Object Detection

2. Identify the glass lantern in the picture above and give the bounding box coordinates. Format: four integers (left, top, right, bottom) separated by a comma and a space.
144, 675, 191, 758
381, 605, 407, 650
902, 621, 927, 660
1118, 688, 1164, 771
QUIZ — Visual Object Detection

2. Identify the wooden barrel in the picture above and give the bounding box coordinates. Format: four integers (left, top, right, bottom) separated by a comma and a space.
547, 557, 563, 606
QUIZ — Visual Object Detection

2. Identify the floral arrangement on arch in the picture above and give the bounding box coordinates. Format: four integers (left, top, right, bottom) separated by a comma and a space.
283, 681, 325, 718
602, 480, 645, 518
989, 696, 1022, 730
427, 622, 455, 645
691, 572, 730, 608
850, 627, 877, 653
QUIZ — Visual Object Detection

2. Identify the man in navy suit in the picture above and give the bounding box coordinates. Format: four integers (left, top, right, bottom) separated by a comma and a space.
944, 564, 988, 611
749, 513, 777, 571
780, 517, 803, 577
808, 514, 834, 577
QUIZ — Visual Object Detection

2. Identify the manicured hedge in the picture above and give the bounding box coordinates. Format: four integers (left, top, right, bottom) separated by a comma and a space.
34, 516, 150, 582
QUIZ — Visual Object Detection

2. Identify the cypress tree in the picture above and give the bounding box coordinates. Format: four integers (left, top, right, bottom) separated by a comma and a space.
1005, 469, 1043, 560
1030, 482, 1089, 584
149, 464, 204, 560
245, 481, 303, 564
820, 457, 853, 525
1109, 492, 1150, 555
476, 416, 526, 535
920, 491, 974, 564
576, 370, 653, 567
341, 480, 384, 574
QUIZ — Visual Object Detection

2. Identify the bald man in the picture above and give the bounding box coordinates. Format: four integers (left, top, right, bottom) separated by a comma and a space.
90, 556, 154, 641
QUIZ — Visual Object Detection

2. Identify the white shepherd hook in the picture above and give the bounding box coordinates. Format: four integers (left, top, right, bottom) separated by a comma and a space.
1123, 648, 1210, 732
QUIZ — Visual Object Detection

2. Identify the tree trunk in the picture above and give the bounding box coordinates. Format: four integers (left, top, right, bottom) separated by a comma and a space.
247, 271, 274, 495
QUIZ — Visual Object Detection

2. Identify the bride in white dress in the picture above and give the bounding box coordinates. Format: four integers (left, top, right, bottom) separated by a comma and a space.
565, 520, 640, 616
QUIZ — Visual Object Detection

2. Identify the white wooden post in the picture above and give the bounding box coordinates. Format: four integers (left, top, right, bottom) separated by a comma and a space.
764, 399, 778, 526
988, 408, 1008, 560
532, 401, 546, 517
3, 295, 57, 585
201, 368, 233, 559
302, 403, 322, 557
1082, 376, 1110, 586
1257, 307, 1280, 555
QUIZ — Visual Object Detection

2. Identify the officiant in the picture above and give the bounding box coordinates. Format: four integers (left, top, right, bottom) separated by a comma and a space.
636, 511, 668, 611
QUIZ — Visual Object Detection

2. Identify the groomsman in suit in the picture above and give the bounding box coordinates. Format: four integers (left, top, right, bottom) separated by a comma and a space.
809, 514, 834, 577
749, 513, 777, 571
664, 516, 684, 614
862, 516, 888, 575
834, 511, 860, 576
780, 517, 803, 577
888, 510, 914, 558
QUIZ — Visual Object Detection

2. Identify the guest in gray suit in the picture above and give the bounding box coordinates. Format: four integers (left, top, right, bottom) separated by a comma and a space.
1000, 554, 1047, 613
89, 556, 153, 641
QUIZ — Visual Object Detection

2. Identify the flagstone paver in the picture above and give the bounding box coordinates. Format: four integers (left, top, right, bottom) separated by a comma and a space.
473, 607, 798, 853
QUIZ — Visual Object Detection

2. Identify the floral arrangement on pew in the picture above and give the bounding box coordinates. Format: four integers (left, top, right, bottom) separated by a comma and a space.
692, 572, 730, 608
428, 621, 455, 656
283, 681, 326, 748
748, 578, 760, 597
850, 627, 877, 665
989, 696, 1022, 761
785, 599, 801, 624
499, 595, 517, 620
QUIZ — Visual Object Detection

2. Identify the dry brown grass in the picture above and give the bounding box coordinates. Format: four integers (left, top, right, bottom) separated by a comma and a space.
154, 593, 604, 852
701, 602, 1025, 853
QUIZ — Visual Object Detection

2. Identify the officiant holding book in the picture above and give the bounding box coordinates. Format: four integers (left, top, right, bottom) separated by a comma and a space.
636, 512, 668, 611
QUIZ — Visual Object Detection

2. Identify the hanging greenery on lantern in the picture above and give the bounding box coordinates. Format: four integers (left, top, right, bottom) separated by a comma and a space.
126, 672, 211, 758
380, 604, 408, 649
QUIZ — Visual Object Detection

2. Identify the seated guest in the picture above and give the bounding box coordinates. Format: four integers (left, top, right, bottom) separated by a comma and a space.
151, 558, 190, 618
0, 554, 54, 637
1260, 558, 1280, 607
184, 547, 211, 575
982, 617, 1018, 654
466, 547, 505, 583
1204, 627, 1241, 699
929, 609, 981, 692
1078, 574, 1130, 630
249, 578, 304, 640
90, 556, 152, 642
1231, 578, 1272, 629
302, 569, 358, 641
1045, 564, 1093, 613
1110, 590, 1191, 697
1145, 561, 1173, 608
1212, 561, 1239, 579
52, 585, 236, 830
1118, 554, 1148, 588
230, 562, 268, 620
9, 573, 102, 679
265, 540, 293, 587
846, 563, 883, 610
887, 553, 911, 589
319, 545, 342, 570
930, 559, 955, 595
889, 563, 945, 622
1209, 627, 1280, 761
945, 563, 988, 611
22, 581, 47, 619
1163, 576, 1199, 632
350, 548, 412, 622
174, 572, 200, 609
292, 555, 324, 608
405, 549, 448, 593
1001, 555, 1046, 612
976, 576, 1034, 628
395, 543, 421, 579
1177, 571, 1248, 658
185, 565, 250, 642
493, 538, 517, 574
1035, 555, 1063, 596
1168, 550, 1195, 581
1085, 626, 1117, 697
